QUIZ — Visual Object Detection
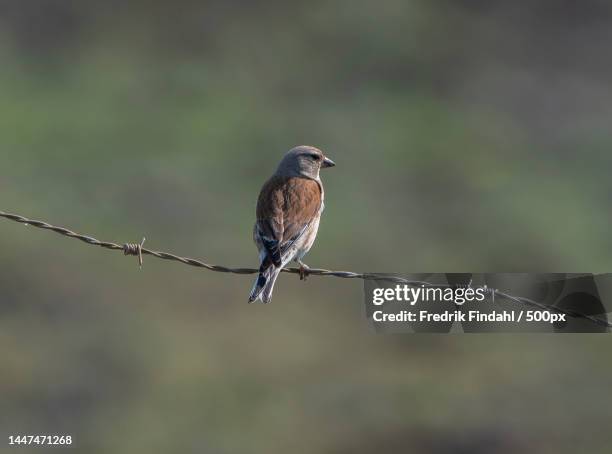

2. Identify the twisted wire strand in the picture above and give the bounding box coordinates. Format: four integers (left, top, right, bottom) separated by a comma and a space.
1, 210, 610, 328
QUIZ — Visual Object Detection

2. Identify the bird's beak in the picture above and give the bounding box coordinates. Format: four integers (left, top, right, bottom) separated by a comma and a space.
322, 156, 336, 168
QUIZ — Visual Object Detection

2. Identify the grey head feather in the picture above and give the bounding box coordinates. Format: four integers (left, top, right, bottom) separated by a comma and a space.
275, 145, 327, 180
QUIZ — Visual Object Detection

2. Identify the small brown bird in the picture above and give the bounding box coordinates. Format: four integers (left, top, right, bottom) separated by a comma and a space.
248, 146, 335, 303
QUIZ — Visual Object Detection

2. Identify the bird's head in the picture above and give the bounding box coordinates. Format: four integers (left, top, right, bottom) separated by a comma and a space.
276, 145, 335, 180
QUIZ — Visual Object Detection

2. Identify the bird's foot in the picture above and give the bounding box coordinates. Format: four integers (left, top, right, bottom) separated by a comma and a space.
298, 262, 311, 281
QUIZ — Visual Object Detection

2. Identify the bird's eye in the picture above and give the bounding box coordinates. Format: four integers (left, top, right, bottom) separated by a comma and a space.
309, 153, 321, 160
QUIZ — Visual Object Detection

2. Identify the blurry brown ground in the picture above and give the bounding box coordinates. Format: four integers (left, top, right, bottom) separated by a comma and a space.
1, 1, 611, 453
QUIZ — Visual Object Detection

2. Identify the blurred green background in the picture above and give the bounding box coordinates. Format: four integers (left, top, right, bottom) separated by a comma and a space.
1, 1, 611, 452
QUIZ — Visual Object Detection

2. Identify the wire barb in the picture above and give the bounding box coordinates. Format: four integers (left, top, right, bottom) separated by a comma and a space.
123, 237, 146, 268
1, 210, 610, 329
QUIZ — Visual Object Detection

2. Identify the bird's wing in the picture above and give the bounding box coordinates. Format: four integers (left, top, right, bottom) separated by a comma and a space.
279, 177, 322, 254
256, 176, 321, 267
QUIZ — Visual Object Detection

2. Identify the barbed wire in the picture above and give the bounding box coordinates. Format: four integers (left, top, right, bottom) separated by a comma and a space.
1, 210, 610, 328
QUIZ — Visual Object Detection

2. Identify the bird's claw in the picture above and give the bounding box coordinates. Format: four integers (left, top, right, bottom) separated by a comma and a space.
298, 264, 311, 281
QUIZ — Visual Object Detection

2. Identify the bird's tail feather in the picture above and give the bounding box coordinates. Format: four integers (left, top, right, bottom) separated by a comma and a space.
261, 267, 281, 303
248, 265, 281, 303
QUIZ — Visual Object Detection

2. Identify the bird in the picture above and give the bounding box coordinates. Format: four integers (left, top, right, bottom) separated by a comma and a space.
248, 146, 335, 303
